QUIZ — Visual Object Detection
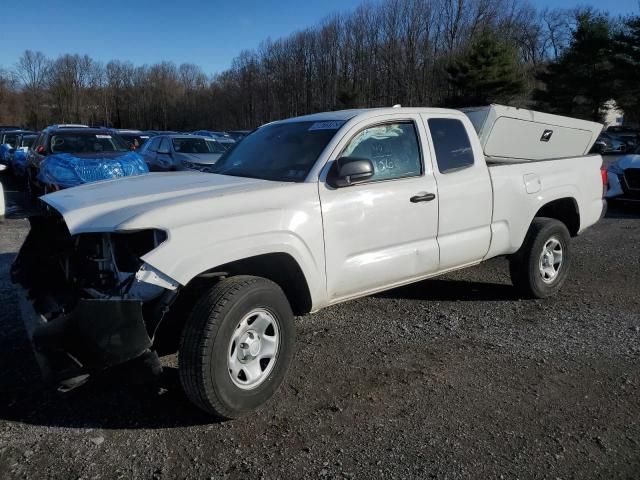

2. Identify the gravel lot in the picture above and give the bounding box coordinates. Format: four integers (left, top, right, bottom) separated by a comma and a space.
0, 169, 639, 479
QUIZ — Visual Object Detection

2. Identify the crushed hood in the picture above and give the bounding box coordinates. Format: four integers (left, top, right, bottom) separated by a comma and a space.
40, 172, 284, 234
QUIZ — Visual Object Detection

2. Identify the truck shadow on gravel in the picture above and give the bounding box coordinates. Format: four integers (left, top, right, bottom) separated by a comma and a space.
0, 253, 219, 429
0, 363, 218, 429
376, 279, 520, 302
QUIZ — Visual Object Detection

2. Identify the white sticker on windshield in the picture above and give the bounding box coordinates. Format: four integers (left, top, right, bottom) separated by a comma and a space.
95, 135, 112, 139
308, 121, 345, 131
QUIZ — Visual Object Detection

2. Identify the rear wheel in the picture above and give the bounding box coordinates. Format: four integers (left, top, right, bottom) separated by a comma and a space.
178, 276, 295, 419
509, 218, 571, 298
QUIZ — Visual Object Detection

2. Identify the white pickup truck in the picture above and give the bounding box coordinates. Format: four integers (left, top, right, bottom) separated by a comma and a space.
12, 106, 606, 418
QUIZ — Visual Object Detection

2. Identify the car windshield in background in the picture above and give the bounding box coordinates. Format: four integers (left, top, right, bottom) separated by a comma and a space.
50, 133, 129, 154
205, 139, 229, 154
211, 121, 343, 182
120, 134, 149, 147
21, 135, 37, 147
3, 133, 21, 147
173, 138, 211, 154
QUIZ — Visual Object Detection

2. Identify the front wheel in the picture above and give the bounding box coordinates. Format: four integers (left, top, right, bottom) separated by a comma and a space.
509, 218, 571, 298
178, 276, 295, 419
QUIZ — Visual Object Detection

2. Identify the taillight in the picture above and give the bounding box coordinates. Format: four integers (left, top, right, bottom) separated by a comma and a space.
601, 166, 608, 197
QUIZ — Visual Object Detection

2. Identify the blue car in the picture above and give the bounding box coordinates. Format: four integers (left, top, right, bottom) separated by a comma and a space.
26, 127, 148, 194
0, 130, 35, 164
8, 133, 37, 177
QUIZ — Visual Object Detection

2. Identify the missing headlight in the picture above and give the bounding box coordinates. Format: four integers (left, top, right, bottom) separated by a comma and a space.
110, 229, 167, 273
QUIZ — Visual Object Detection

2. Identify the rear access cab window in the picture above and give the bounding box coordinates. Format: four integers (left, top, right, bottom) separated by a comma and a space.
428, 118, 474, 173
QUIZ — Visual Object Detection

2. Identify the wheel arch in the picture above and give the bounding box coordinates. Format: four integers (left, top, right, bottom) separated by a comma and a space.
533, 197, 580, 237
152, 252, 312, 355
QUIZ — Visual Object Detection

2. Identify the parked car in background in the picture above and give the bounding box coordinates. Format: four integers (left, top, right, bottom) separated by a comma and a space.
191, 130, 237, 150
0, 130, 35, 164
146, 130, 179, 136
592, 132, 627, 154
138, 134, 227, 172
0, 164, 6, 222
605, 125, 638, 149
8, 133, 38, 177
25, 126, 148, 193
192, 130, 234, 140
47, 124, 89, 129
227, 130, 252, 141
214, 136, 236, 151
112, 129, 151, 150
0, 126, 22, 140
606, 148, 640, 202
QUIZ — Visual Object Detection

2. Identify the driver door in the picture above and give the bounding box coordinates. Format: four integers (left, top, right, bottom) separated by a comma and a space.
319, 115, 440, 302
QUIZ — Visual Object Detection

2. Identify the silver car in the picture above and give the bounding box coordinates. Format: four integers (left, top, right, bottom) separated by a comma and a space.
607, 150, 640, 201
138, 135, 229, 172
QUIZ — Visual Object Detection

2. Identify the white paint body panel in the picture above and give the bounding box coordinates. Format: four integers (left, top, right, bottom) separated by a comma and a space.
40, 107, 605, 312
0, 163, 6, 219
0, 177, 5, 220
485, 154, 605, 257
318, 112, 440, 301
419, 112, 493, 269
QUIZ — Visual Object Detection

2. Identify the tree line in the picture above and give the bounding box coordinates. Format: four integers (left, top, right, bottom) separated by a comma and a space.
0, 0, 638, 131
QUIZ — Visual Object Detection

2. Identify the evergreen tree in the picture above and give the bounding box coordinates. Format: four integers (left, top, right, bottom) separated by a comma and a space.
535, 11, 615, 121
611, 15, 640, 122
445, 32, 526, 107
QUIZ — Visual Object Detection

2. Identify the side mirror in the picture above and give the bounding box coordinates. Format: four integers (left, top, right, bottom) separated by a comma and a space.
327, 157, 374, 188
157, 145, 171, 155
36, 146, 46, 154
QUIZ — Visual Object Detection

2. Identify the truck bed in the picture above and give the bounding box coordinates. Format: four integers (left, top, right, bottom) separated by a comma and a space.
484, 154, 605, 259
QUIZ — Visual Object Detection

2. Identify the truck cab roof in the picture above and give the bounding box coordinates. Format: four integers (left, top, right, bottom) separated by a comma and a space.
276, 107, 463, 124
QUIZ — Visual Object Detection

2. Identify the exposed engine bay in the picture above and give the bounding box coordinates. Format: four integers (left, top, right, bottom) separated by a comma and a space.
11, 208, 180, 384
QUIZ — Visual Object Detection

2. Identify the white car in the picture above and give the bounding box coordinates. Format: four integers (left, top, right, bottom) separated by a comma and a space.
13, 106, 606, 419
0, 164, 5, 221
606, 153, 640, 201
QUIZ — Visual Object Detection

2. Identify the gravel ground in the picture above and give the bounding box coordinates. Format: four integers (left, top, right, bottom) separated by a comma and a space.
0, 170, 639, 479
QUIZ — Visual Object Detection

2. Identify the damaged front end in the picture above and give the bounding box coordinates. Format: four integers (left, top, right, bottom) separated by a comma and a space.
11, 209, 180, 388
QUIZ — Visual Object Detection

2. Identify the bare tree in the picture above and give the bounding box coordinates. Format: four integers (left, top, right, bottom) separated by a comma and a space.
14, 50, 50, 127
0, 0, 581, 130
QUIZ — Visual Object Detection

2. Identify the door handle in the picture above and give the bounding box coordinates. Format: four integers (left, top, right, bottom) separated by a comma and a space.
410, 193, 436, 203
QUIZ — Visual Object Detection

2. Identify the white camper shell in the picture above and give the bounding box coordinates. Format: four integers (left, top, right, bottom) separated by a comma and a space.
461, 105, 603, 163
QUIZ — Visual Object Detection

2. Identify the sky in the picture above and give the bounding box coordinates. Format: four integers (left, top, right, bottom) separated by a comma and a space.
1, 0, 638, 76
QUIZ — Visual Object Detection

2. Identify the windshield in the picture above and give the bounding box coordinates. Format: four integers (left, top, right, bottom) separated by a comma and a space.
120, 134, 150, 148
21, 135, 36, 147
211, 121, 343, 181
2, 133, 20, 147
50, 133, 129, 154
172, 137, 211, 154
205, 139, 230, 154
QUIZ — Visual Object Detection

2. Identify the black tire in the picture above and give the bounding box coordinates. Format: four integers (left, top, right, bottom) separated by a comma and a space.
509, 217, 571, 299
178, 275, 295, 419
